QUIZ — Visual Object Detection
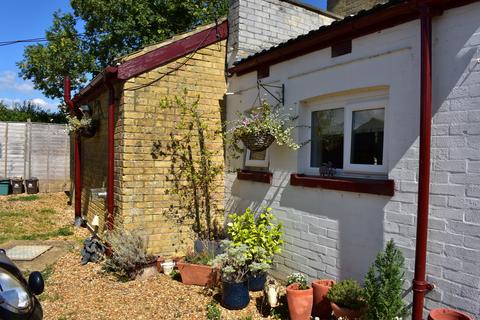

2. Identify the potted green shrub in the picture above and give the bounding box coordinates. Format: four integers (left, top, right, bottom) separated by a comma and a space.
286, 273, 313, 320
364, 239, 407, 320
227, 100, 300, 154
327, 279, 366, 319
227, 207, 283, 291
212, 241, 250, 310
176, 244, 219, 288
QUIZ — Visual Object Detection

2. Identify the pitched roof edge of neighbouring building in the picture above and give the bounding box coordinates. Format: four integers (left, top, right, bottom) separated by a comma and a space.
74, 19, 228, 102
229, 0, 479, 76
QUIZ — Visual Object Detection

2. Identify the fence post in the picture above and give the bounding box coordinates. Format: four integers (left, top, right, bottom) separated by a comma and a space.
3, 123, 8, 177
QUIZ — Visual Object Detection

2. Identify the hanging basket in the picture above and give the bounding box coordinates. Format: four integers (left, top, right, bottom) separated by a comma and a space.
78, 126, 96, 138
239, 132, 275, 151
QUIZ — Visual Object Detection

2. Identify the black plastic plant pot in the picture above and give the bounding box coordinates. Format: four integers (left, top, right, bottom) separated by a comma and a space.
222, 280, 250, 310
248, 272, 267, 292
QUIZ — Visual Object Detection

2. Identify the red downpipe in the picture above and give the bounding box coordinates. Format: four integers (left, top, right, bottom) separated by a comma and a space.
106, 80, 115, 231
63, 77, 82, 222
412, 5, 435, 320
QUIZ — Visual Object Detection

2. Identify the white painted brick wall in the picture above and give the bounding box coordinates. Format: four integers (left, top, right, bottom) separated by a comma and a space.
383, 5, 480, 317
227, 0, 335, 66
225, 3, 480, 318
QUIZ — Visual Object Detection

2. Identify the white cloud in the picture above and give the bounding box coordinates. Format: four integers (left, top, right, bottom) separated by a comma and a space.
0, 71, 35, 93
1, 97, 59, 112
0, 97, 22, 106
30, 98, 58, 112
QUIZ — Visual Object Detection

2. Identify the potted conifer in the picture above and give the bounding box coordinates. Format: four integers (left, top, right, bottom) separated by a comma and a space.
364, 239, 407, 320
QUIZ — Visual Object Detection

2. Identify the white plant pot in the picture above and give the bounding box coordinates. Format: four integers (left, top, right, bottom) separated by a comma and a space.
266, 285, 279, 307
161, 260, 175, 275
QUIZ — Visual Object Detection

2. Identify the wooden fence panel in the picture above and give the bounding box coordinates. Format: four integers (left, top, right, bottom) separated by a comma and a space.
0, 121, 70, 193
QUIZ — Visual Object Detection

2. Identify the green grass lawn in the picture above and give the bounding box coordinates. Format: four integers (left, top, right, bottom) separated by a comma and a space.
0, 193, 74, 245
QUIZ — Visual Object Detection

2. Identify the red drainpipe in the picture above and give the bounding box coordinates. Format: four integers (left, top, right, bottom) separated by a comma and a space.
412, 4, 435, 320
63, 77, 82, 223
105, 78, 115, 231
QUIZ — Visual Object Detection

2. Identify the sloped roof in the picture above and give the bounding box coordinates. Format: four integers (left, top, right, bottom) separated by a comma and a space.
229, 0, 479, 76
75, 19, 228, 102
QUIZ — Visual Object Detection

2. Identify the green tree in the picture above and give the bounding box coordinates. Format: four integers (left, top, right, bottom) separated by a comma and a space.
18, 0, 228, 100
364, 239, 407, 320
0, 100, 66, 123
18, 12, 94, 99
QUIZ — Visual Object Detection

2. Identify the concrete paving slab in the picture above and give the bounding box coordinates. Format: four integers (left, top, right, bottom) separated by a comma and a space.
6, 245, 52, 261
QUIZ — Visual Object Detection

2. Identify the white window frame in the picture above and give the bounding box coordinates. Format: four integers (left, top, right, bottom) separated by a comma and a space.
301, 92, 388, 177
245, 148, 269, 168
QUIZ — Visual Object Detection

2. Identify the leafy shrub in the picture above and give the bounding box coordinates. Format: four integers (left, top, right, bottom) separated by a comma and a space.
207, 301, 221, 320
287, 273, 309, 290
103, 228, 155, 280
212, 240, 250, 283
364, 240, 407, 320
227, 207, 283, 269
327, 280, 366, 310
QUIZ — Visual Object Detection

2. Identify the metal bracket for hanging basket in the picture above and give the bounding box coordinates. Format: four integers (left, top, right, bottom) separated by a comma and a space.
257, 80, 284, 105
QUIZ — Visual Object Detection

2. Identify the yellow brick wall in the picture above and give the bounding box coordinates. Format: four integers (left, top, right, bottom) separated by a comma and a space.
118, 40, 227, 255
78, 84, 123, 228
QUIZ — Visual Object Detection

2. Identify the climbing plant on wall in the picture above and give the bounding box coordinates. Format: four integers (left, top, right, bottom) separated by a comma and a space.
151, 89, 224, 241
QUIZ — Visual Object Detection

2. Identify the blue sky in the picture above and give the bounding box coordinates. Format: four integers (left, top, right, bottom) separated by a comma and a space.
0, 0, 326, 112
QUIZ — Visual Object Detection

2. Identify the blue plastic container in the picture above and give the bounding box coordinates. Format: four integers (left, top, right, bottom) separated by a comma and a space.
248, 272, 267, 291
222, 280, 249, 310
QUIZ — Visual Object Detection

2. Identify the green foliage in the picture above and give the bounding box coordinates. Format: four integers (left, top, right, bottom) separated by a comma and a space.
226, 100, 299, 157
212, 240, 250, 283
153, 90, 223, 241
103, 227, 155, 280
0, 101, 65, 123
18, 1, 228, 99
7, 195, 40, 202
227, 207, 283, 268
327, 280, 366, 310
207, 301, 222, 320
18, 11, 94, 99
286, 273, 309, 290
184, 246, 214, 265
364, 240, 407, 320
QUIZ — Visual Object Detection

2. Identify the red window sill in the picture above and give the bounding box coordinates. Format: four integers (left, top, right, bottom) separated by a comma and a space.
290, 174, 394, 196
237, 170, 273, 184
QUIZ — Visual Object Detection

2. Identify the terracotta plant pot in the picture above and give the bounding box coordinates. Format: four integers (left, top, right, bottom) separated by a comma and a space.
330, 301, 365, 320
428, 308, 473, 320
176, 261, 219, 288
286, 283, 314, 320
312, 279, 335, 318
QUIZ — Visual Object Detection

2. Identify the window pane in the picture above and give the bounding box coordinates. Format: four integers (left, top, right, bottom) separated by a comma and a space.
351, 108, 384, 165
311, 109, 344, 169
249, 149, 266, 161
